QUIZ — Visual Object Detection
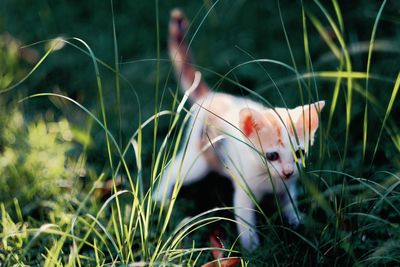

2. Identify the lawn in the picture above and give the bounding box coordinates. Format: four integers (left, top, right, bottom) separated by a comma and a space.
0, 0, 399, 265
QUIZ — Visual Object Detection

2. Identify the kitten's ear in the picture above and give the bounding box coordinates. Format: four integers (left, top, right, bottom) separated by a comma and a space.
239, 108, 265, 137
292, 101, 325, 144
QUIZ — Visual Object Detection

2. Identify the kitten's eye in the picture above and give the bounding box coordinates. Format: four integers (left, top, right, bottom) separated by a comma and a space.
295, 149, 306, 160
266, 152, 279, 161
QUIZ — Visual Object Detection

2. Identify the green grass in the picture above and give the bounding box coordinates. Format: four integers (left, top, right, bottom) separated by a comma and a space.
1, 0, 399, 266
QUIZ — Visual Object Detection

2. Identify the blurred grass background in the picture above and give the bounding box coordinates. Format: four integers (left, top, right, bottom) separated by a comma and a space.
1, 0, 398, 170
0, 0, 399, 265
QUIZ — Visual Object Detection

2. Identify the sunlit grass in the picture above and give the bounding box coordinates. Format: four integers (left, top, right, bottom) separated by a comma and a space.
0, 0, 399, 266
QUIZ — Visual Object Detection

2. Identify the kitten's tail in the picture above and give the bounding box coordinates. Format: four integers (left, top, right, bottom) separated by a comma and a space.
169, 9, 209, 102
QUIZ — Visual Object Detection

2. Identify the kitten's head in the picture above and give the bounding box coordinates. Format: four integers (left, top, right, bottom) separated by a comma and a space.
239, 101, 325, 181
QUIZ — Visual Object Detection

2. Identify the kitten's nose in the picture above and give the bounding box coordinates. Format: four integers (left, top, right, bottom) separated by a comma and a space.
283, 170, 294, 179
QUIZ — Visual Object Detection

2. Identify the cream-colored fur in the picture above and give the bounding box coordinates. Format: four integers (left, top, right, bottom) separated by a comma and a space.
153, 9, 325, 251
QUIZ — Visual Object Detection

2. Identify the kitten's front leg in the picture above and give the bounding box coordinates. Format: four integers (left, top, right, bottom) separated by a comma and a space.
280, 182, 303, 228
153, 147, 211, 203
233, 189, 260, 251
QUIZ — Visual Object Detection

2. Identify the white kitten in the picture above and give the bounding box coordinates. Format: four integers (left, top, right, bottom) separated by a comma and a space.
153, 9, 325, 251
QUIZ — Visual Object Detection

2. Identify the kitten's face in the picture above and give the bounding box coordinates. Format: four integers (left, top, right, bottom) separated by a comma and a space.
239, 101, 325, 181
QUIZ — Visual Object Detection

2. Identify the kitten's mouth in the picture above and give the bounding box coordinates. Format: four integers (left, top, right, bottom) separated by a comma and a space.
258, 171, 291, 182
282, 171, 294, 180
258, 171, 296, 182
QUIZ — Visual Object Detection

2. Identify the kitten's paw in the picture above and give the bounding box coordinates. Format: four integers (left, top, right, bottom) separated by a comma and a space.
287, 212, 304, 230
240, 229, 260, 252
